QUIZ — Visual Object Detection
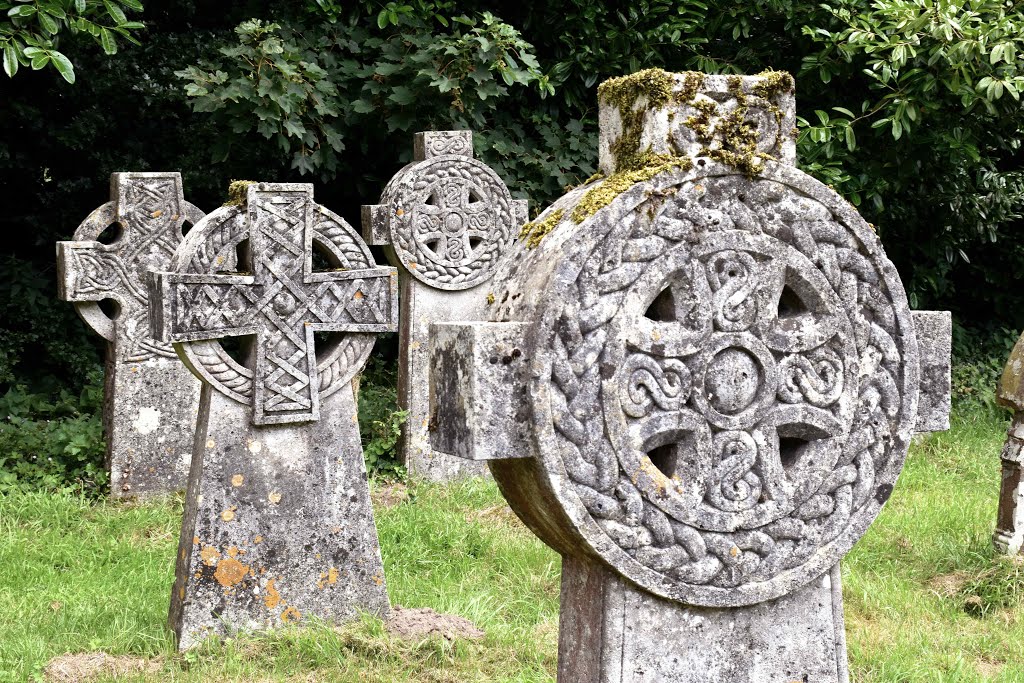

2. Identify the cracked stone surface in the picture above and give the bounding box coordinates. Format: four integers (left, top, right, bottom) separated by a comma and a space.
150, 182, 397, 649
363, 131, 527, 481
430, 70, 951, 682
56, 172, 204, 498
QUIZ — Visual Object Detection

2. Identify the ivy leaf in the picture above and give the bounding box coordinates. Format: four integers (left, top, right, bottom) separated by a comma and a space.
50, 50, 74, 83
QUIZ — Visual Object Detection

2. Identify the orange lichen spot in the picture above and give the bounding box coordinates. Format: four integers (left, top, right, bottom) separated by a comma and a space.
231, 474, 244, 487
372, 574, 384, 586
327, 567, 339, 585
227, 546, 240, 558
729, 546, 740, 558
151, 209, 163, 218
192, 535, 200, 546
353, 290, 364, 300
214, 558, 249, 588
396, 208, 405, 217
130, 367, 138, 373
281, 606, 302, 623
221, 507, 237, 522
268, 492, 282, 505
178, 586, 185, 601
264, 578, 282, 609
409, 262, 417, 270
200, 545, 221, 566
330, 526, 342, 534
254, 535, 264, 544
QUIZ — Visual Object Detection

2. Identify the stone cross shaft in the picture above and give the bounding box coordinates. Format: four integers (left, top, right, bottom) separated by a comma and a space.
993, 331, 1024, 554
55, 172, 204, 497
361, 130, 527, 480
430, 70, 952, 683
152, 184, 397, 425
150, 182, 397, 649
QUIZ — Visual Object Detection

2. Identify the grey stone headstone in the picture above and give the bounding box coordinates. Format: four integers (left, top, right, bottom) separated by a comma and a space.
994, 330, 1024, 555
361, 131, 527, 481
430, 70, 951, 682
56, 172, 205, 498
150, 182, 398, 649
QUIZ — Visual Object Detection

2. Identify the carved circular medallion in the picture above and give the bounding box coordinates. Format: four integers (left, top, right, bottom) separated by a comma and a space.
510, 161, 918, 607
380, 156, 517, 290
173, 203, 376, 404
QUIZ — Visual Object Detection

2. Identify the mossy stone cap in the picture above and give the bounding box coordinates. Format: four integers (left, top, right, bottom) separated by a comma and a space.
999, 331, 1024, 410
597, 69, 797, 175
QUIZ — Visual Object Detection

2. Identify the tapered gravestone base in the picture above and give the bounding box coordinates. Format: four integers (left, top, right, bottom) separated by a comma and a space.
558, 556, 849, 683
105, 353, 198, 497
401, 276, 487, 481
169, 383, 390, 650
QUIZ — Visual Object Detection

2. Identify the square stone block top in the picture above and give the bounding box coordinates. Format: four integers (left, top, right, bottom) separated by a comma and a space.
362, 130, 528, 291
598, 69, 797, 175
150, 182, 398, 426
56, 172, 206, 362
999, 329, 1024, 411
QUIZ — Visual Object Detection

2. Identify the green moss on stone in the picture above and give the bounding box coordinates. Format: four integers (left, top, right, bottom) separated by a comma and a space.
570, 154, 693, 224
520, 208, 566, 249
224, 180, 256, 207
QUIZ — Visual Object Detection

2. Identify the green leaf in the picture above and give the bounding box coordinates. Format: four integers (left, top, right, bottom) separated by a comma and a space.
38, 11, 59, 35
103, 0, 126, 24
99, 28, 116, 55
50, 50, 74, 83
3, 44, 17, 77
844, 125, 856, 152
8, 5, 37, 17
120, 0, 143, 10
74, 0, 86, 12
30, 52, 50, 70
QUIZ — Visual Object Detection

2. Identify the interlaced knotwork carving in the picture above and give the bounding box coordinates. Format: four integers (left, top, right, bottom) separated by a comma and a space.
525, 165, 915, 606
58, 174, 203, 362
158, 184, 396, 424
379, 156, 517, 290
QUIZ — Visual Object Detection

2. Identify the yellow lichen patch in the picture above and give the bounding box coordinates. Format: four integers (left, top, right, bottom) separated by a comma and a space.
486, 292, 495, 305
729, 546, 740, 558
268, 491, 282, 505
519, 208, 565, 249
193, 536, 200, 545
214, 558, 249, 587
226, 546, 240, 558
281, 606, 302, 623
327, 567, 339, 585
371, 574, 384, 586
221, 507, 237, 522
254, 535, 263, 544
570, 156, 693, 224
200, 545, 221, 567
224, 180, 256, 207
151, 209, 163, 218
231, 474, 244, 487
179, 586, 185, 601
354, 290, 364, 300
264, 578, 282, 609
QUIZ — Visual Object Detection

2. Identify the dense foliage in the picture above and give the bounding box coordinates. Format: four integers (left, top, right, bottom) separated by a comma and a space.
1, 0, 1022, 492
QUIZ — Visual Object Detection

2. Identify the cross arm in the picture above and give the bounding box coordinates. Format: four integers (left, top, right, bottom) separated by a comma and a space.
429, 322, 534, 461
913, 310, 952, 433
148, 271, 259, 343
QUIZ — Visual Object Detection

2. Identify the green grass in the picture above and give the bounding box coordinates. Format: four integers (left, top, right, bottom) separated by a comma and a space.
0, 405, 1019, 682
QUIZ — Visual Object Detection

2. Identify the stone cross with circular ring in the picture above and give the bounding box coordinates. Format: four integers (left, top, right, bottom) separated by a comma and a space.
56, 172, 205, 498
150, 182, 397, 650
362, 131, 527, 481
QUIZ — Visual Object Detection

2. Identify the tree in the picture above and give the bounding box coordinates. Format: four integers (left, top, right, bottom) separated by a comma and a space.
2, 0, 146, 83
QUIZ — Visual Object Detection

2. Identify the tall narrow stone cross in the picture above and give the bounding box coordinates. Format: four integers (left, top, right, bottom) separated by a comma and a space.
362, 131, 527, 481
994, 331, 1024, 554
56, 172, 205, 498
150, 182, 398, 649
430, 71, 952, 682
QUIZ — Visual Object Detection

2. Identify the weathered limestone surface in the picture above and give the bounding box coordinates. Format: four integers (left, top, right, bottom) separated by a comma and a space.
994, 331, 1024, 554
431, 70, 951, 681
151, 182, 398, 648
56, 172, 204, 497
362, 131, 527, 481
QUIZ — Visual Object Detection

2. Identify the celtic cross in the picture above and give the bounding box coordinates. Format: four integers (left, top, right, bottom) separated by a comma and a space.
55, 172, 205, 498
57, 172, 204, 362
361, 131, 526, 480
151, 183, 397, 425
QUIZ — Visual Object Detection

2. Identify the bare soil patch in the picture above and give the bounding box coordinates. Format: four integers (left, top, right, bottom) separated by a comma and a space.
44, 653, 162, 682
925, 571, 971, 597
372, 482, 410, 508
386, 605, 485, 642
